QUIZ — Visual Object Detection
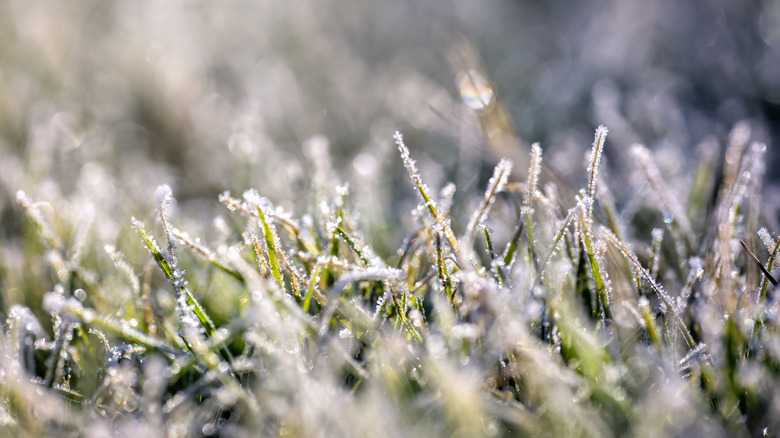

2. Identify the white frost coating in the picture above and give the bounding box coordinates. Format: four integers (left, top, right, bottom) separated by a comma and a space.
680, 256, 704, 305
154, 184, 173, 207
600, 225, 694, 347
6, 305, 44, 337
105, 245, 140, 295
325, 216, 342, 234
525, 143, 542, 206
330, 267, 406, 295
336, 183, 350, 197
15, 191, 63, 251
451, 323, 481, 340
464, 158, 513, 241
242, 188, 265, 211
586, 125, 608, 201
758, 228, 780, 270
492, 158, 513, 195
688, 257, 704, 278
395, 131, 419, 186
218, 192, 238, 211
732, 142, 767, 205
395, 130, 458, 249
438, 182, 456, 217
631, 144, 693, 237
373, 291, 389, 319
130, 216, 145, 231
395, 131, 435, 208
748, 143, 767, 188
650, 228, 664, 277
42, 291, 80, 315
15, 189, 30, 206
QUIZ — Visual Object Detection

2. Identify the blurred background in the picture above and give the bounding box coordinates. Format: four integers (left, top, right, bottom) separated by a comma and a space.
0, 0, 778, 259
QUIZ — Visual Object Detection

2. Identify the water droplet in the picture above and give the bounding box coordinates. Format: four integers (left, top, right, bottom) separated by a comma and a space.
123, 398, 138, 412
663, 214, 674, 224
57, 269, 70, 282
73, 289, 86, 301
167, 423, 188, 438
202, 424, 216, 436
456, 69, 494, 111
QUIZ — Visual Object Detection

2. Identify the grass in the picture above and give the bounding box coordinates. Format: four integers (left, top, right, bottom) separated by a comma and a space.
2, 117, 779, 438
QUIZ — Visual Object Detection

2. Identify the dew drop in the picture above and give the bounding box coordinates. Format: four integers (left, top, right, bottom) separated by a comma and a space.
123, 398, 138, 412
663, 214, 674, 224
202, 424, 216, 436
74, 289, 86, 301
456, 69, 494, 111
57, 269, 70, 282
167, 423, 188, 438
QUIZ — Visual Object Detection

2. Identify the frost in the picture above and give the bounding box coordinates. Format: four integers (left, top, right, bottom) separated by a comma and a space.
242, 188, 264, 210
525, 143, 542, 206
758, 228, 780, 274
130, 216, 146, 232
6, 305, 44, 347
42, 291, 79, 315
218, 192, 238, 211
463, 158, 513, 240
154, 184, 173, 207
336, 183, 350, 197
451, 323, 481, 340
325, 216, 342, 234
438, 182, 456, 217
395, 130, 458, 249
15, 191, 63, 251
331, 267, 406, 294
15, 189, 30, 206
632, 144, 692, 237
586, 125, 608, 200
395, 131, 419, 186
650, 228, 664, 278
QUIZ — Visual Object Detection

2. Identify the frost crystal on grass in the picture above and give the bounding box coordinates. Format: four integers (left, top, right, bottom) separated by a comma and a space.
650, 228, 664, 278
395, 131, 424, 199
16, 191, 63, 251
464, 158, 512, 241
586, 125, 608, 201
395, 130, 458, 250
758, 228, 780, 265
525, 143, 542, 206
154, 184, 173, 207
632, 144, 693, 237
7, 93, 780, 438
438, 182, 456, 217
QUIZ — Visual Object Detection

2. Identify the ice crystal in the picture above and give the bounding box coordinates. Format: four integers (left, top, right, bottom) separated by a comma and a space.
632, 144, 692, 236
758, 227, 780, 271
525, 143, 542, 206
586, 125, 608, 201
463, 158, 512, 241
